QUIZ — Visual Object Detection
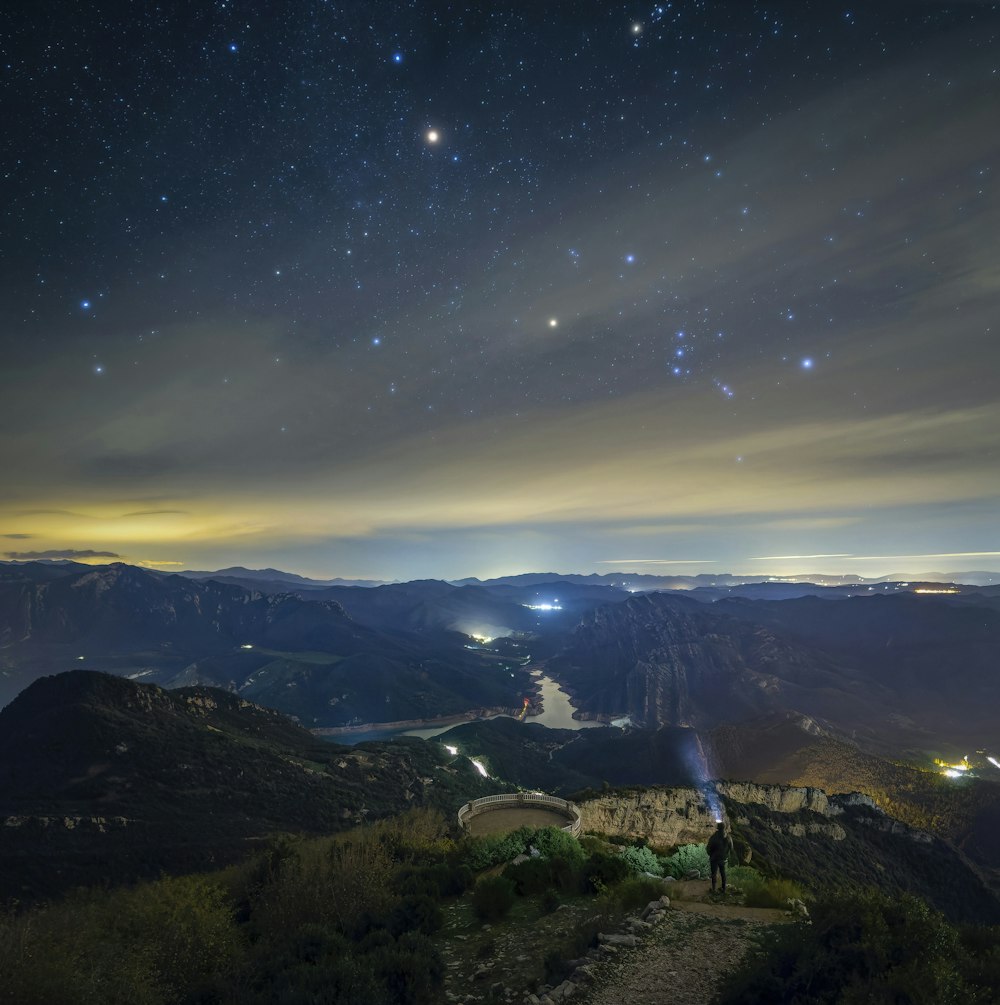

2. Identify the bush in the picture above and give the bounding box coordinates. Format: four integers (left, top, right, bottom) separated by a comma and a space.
742, 876, 805, 910
0, 874, 241, 1005
503, 857, 553, 896
619, 844, 664, 876
662, 843, 710, 879
549, 854, 585, 894
532, 827, 586, 865
613, 876, 667, 913
718, 889, 984, 1005
397, 861, 472, 899
368, 932, 444, 1005
387, 894, 443, 936
584, 851, 631, 892
541, 889, 561, 914
472, 876, 518, 921
462, 826, 535, 870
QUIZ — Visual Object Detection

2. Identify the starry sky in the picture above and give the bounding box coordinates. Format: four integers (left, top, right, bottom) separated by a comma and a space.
2, 1, 999, 582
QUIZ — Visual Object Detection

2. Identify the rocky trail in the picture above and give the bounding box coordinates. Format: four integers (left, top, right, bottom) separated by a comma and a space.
574, 881, 792, 1005
441, 878, 796, 1005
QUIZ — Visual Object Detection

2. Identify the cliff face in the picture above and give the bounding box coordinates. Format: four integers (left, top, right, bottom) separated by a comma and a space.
551, 593, 835, 730
551, 591, 1000, 750
578, 781, 880, 847
578, 787, 716, 846
577, 780, 1000, 923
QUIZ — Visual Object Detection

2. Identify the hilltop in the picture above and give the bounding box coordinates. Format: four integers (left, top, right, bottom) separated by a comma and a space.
0, 671, 504, 901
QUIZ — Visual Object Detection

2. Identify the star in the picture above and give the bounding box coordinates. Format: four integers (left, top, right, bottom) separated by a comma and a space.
426, 129, 440, 145
548, 318, 558, 328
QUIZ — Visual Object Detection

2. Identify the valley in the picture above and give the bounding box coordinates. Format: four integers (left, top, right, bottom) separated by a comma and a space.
2, 560, 999, 969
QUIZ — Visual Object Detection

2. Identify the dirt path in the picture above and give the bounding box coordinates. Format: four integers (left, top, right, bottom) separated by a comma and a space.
577, 882, 792, 1005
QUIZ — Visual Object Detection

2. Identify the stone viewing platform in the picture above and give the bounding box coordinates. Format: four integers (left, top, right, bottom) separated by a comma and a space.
458, 792, 582, 837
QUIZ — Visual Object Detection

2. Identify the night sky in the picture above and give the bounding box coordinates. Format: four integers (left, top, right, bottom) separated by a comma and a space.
2, 2, 999, 581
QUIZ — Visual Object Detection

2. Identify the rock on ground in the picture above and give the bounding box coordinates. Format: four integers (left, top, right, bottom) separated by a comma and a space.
577, 909, 771, 1005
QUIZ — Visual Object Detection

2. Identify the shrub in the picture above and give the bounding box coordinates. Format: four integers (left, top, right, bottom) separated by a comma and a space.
613, 876, 667, 913
503, 857, 553, 896
462, 826, 535, 870
532, 827, 586, 865
725, 865, 760, 890
387, 894, 443, 937
742, 876, 805, 910
368, 932, 444, 1005
619, 844, 664, 876
0, 874, 241, 1005
548, 854, 585, 894
541, 889, 561, 914
584, 851, 631, 892
472, 876, 518, 921
250, 832, 393, 936
397, 861, 471, 899
718, 889, 981, 1005
662, 843, 710, 879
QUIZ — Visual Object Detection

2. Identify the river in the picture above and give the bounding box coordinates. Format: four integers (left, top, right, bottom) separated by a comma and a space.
330, 671, 601, 745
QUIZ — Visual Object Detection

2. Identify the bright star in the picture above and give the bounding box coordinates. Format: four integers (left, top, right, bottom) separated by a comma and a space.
548, 318, 558, 328
426, 129, 440, 144
80, 299, 91, 310
631, 23, 643, 35
392, 52, 403, 64
801, 357, 814, 369
625, 253, 636, 264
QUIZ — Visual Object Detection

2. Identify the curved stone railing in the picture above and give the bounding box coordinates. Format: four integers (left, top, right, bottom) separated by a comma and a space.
457, 792, 582, 835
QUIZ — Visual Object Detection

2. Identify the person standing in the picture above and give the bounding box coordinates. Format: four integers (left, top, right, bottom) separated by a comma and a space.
706, 821, 733, 894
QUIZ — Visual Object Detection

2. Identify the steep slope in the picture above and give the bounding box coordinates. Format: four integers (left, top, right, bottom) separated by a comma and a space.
0, 563, 533, 723
551, 591, 1000, 750
0, 671, 503, 902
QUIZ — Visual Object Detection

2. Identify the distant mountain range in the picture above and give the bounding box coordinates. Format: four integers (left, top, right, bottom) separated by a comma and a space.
0, 562, 535, 723
450, 569, 1000, 588
2, 558, 998, 763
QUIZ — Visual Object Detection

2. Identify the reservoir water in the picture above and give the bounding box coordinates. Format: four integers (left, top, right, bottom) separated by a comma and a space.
527, 671, 602, 731
330, 671, 601, 746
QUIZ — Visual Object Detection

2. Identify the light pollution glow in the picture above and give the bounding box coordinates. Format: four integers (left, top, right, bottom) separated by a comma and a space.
1, 9, 998, 583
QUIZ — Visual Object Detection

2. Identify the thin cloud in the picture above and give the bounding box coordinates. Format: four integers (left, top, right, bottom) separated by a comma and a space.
4, 549, 121, 561
752, 553, 855, 561
596, 559, 719, 565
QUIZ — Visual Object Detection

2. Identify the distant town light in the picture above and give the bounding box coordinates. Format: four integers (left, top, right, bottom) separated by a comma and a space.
241, 643, 254, 649
470, 757, 489, 778
444, 744, 458, 756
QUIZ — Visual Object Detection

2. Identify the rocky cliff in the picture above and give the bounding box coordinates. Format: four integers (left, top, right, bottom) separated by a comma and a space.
578, 780, 1000, 922
577, 780, 871, 847
551, 591, 1000, 750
